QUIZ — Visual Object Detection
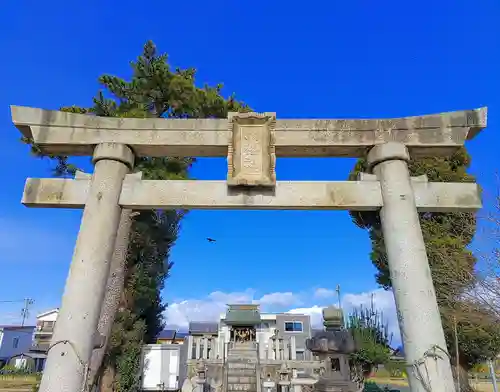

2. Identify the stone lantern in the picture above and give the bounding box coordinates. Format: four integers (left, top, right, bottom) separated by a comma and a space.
263, 374, 276, 392
194, 361, 206, 392
305, 306, 359, 392
278, 363, 292, 392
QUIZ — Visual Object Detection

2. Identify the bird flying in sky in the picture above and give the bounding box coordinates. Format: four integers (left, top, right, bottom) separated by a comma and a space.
206, 238, 216, 243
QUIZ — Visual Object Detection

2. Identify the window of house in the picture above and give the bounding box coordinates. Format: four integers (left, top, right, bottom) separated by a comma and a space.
295, 350, 305, 360
284, 321, 303, 332
13, 337, 19, 349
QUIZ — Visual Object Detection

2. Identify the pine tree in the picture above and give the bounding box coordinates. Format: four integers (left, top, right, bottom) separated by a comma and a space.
25, 40, 249, 392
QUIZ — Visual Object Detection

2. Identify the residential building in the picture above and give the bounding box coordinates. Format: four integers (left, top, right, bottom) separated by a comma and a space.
32, 309, 58, 352
0, 325, 36, 367
189, 321, 219, 360
7, 308, 61, 372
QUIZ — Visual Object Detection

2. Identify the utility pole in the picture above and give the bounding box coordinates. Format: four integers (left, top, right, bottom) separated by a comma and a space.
335, 284, 341, 309
488, 359, 498, 392
453, 315, 460, 392
21, 298, 34, 326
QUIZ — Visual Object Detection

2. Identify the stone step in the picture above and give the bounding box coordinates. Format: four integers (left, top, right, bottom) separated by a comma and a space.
229, 352, 256, 355
228, 362, 256, 369
228, 350, 258, 355
226, 368, 257, 377
227, 389, 257, 392
227, 367, 256, 373
227, 383, 257, 391
228, 356, 257, 360
227, 372, 256, 377
227, 350, 257, 357
229, 345, 257, 350
227, 376, 257, 384
227, 371, 255, 376
228, 356, 257, 361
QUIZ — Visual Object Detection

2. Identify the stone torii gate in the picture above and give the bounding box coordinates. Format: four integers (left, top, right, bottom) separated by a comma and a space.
12, 106, 486, 392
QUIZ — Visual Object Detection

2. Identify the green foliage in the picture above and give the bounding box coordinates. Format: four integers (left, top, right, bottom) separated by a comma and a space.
32, 372, 42, 392
443, 303, 500, 369
363, 381, 399, 392
347, 305, 392, 378
0, 365, 31, 376
348, 148, 500, 370
382, 360, 406, 378
23, 41, 248, 392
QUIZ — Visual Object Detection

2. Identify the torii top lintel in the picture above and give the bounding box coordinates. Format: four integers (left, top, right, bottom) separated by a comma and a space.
11, 105, 487, 158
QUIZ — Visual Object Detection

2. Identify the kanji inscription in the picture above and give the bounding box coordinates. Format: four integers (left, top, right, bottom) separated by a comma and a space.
227, 112, 276, 187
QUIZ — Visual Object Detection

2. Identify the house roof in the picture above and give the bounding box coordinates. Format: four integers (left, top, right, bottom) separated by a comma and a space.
11, 352, 47, 359
157, 329, 189, 340
36, 309, 59, 318
189, 322, 218, 334
0, 325, 35, 331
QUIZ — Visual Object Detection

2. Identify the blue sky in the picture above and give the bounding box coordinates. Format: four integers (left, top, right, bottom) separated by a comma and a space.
0, 0, 499, 344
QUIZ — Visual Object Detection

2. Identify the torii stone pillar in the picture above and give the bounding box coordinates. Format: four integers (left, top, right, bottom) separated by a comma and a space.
368, 142, 454, 392
38, 143, 134, 392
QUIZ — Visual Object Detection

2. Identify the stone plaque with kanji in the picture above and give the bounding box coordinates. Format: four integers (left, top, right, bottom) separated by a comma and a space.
227, 112, 276, 187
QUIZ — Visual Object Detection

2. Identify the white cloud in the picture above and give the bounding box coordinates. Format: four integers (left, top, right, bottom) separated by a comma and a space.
164, 290, 255, 329
164, 290, 302, 329
164, 287, 401, 345
287, 305, 325, 328
314, 288, 336, 299
259, 292, 300, 307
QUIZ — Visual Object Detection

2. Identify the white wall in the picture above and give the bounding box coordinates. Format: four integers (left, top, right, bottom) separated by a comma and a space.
0, 328, 35, 360
142, 345, 180, 391
257, 314, 277, 346
37, 310, 58, 323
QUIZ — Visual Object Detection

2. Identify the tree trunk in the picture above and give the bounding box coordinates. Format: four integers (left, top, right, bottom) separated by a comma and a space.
98, 364, 116, 392
87, 208, 135, 389
451, 364, 475, 392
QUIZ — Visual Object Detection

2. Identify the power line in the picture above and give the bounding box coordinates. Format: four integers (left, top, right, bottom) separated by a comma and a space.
0, 300, 26, 303
0, 298, 35, 327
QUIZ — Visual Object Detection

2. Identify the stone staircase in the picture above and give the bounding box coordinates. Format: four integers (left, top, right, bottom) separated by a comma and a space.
225, 342, 259, 392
